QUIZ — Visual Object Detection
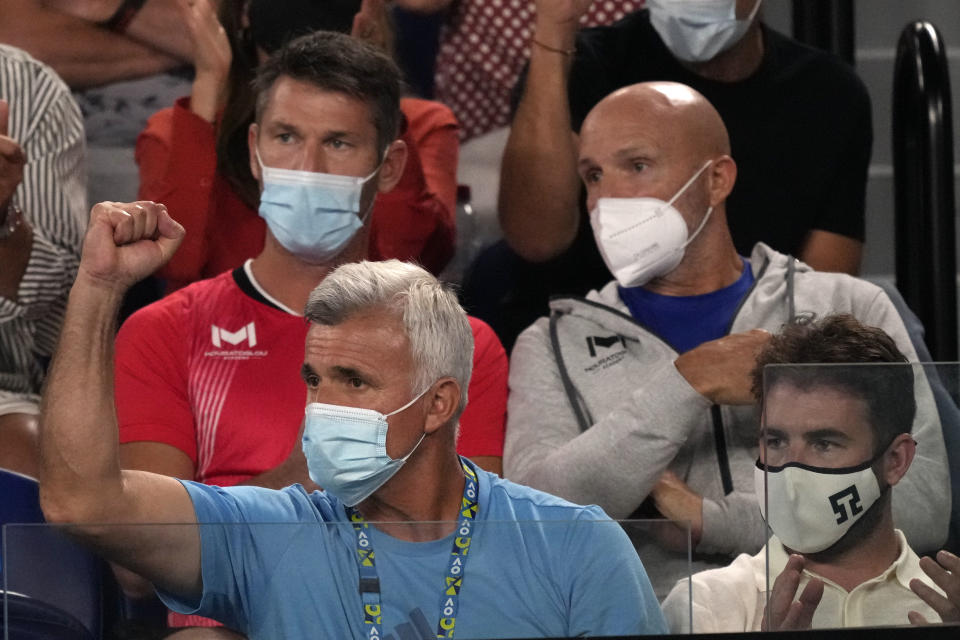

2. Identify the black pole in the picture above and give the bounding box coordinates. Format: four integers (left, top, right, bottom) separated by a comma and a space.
893, 22, 958, 361
792, 0, 855, 66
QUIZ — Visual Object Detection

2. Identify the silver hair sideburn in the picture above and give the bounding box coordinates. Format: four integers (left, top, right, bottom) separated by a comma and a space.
304, 260, 473, 419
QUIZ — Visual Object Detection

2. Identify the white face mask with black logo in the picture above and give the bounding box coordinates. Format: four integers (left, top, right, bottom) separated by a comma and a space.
754, 456, 883, 554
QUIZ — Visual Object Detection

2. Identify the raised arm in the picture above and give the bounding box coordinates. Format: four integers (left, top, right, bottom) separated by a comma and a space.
497, 0, 590, 262
39, 0, 198, 64
0, 0, 180, 89
39, 201, 201, 597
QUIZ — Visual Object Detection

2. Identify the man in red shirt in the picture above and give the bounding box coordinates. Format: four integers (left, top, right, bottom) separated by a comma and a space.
113, 31, 507, 635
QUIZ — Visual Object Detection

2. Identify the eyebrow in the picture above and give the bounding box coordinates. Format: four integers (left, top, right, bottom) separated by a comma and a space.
577, 156, 598, 169
300, 363, 317, 384
331, 365, 370, 382
761, 427, 851, 442
577, 146, 654, 169
322, 130, 356, 140
613, 146, 651, 160
266, 119, 301, 133
803, 428, 851, 442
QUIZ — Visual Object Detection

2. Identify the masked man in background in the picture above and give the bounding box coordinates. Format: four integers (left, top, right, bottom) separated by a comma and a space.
503, 81, 948, 597
662, 314, 944, 632
475, 0, 871, 352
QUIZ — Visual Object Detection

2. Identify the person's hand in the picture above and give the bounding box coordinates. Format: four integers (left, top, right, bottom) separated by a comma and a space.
909, 549, 960, 624
761, 554, 824, 631
674, 329, 771, 405
650, 470, 703, 546
77, 201, 184, 292
178, 0, 231, 122
533, 0, 593, 49
0, 100, 26, 213
352, 0, 394, 54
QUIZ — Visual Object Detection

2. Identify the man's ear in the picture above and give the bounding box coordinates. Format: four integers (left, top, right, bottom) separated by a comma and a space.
882, 433, 916, 486
708, 154, 737, 207
248, 122, 262, 183
423, 377, 461, 436
376, 139, 408, 194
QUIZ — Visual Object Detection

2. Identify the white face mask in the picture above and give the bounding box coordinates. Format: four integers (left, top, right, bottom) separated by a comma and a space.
754, 457, 883, 554
590, 159, 713, 288
647, 0, 762, 63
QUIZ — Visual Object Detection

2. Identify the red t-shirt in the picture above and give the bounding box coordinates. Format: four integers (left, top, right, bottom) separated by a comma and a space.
115, 264, 507, 487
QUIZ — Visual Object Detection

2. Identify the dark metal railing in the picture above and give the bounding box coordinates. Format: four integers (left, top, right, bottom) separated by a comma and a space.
893, 21, 957, 361
791, 0, 855, 65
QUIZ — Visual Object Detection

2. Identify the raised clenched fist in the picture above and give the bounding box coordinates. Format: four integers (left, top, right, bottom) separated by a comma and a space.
77, 201, 185, 291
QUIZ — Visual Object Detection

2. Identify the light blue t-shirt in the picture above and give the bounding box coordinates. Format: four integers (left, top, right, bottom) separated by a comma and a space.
160, 459, 667, 639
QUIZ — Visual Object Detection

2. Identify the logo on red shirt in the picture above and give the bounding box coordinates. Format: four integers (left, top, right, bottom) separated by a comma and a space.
206, 323, 267, 359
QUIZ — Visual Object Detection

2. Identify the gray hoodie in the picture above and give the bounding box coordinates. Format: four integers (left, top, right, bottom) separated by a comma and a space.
504, 243, 949, 592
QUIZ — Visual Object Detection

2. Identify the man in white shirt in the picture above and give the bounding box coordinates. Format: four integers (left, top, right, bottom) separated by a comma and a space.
662, 314, 945, 632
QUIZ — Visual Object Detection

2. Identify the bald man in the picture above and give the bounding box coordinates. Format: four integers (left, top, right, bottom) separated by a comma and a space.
503, 82, 948, 595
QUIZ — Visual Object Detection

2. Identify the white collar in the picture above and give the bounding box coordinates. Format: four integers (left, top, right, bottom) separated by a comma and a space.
243, 259, 300, 316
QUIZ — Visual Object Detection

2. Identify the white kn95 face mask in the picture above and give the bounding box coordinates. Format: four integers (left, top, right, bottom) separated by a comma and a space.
590, 159, 714, 288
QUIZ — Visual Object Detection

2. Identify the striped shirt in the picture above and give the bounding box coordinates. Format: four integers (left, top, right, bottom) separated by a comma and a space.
0, 44, 86, 415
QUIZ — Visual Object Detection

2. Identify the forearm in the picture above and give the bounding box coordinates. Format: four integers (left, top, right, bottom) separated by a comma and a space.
40, 0, 194, 62
498, 42, 581, 262
39, 275, 126, 522
699, 492, 767, 556
798, 230, 862, 275
0, 213, 32, 301
392, 0, 452, 13
0, 1, 178, 89
504, 331, 710, 517
125, 0, 195, 62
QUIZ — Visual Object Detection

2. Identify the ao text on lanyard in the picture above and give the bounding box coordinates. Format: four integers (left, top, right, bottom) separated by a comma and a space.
345, 458, 480, 639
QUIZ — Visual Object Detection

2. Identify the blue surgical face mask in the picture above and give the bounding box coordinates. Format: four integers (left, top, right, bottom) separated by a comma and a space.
647, 0, 762, 63
301, 388, 429, 506
256, 148, 381, 264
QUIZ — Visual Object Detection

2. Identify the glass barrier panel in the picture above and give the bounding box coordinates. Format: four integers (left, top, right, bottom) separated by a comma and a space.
759, 362, 955, 633
3, 519, 690, 639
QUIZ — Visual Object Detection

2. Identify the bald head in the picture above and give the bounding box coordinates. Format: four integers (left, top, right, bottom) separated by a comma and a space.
583, 82, 730, 158
577, 81, 736, 216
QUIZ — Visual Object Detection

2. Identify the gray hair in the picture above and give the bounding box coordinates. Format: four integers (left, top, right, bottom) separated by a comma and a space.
305, 260, 473, 420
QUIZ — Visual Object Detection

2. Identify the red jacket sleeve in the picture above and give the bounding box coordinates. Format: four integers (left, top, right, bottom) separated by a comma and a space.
369, 98, 460, 275
457, 316, 508, 457
135, 97, 218, 286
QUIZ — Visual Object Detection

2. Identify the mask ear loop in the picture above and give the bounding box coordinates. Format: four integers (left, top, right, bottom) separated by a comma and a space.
384, 383, 433, 461
744, 0, 762, 24
357, 145, 392, 223
384, 384, 433, 418
665, 159, 713, 208
664, 158, 715, 247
